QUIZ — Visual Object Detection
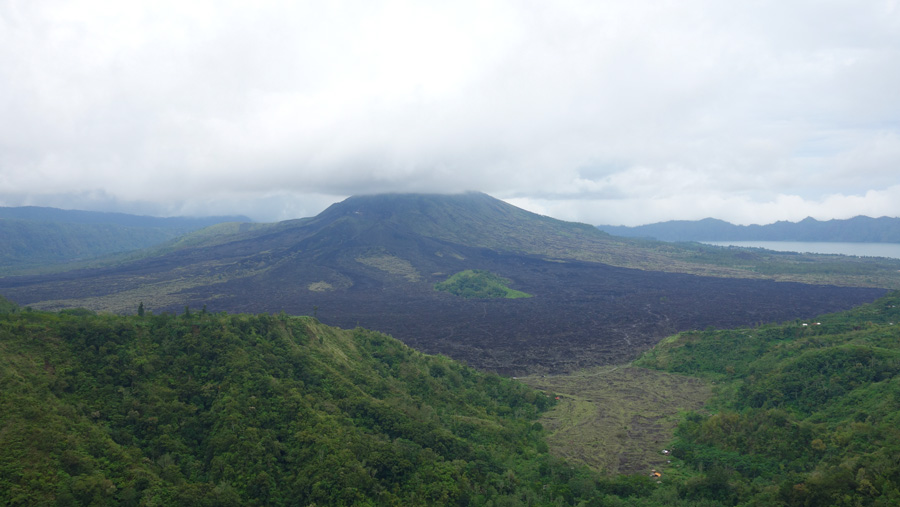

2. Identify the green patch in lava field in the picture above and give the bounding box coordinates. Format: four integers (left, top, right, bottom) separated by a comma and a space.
435, 269, 532, 299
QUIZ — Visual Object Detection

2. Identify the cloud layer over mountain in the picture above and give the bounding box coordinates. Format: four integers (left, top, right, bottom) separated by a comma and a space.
2, 1, 899, 225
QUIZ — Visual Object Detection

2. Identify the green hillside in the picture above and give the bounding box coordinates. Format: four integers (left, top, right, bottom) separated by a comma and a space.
2, 299, 660, 506
635, 291, 900, 505
6, 295, 900, 504
0, 219, 176, 274
0, 207, 251, 276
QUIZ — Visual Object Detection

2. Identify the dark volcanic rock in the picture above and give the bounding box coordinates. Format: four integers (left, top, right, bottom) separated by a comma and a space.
195, 243, 884, 375
0, 193, 887, 375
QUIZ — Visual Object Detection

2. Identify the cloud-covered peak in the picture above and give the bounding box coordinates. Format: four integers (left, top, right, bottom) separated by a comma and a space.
2, 1, 899, 224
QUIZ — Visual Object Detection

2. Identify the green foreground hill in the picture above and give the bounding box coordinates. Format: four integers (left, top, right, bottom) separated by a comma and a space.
6, 289, 900, 505
635, 290, 900, 505
4, 297, 694, 506
0, 303, 544, 505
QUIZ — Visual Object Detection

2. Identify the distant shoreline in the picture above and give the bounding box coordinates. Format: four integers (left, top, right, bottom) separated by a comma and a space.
702, 241, 900, 260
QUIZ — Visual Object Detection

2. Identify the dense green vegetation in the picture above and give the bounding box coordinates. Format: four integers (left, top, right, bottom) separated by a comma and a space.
5, 193, 900, 505
8, 287, 900, 505
2, 297, 684, 506
636, 291, 900, 505
435, 270, 532, 299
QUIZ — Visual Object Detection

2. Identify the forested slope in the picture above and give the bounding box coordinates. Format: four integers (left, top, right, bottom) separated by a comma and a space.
7, 288, 900, 505
636, 291, 900, 505
6, 296, 772, 506
1, 300, 570, 505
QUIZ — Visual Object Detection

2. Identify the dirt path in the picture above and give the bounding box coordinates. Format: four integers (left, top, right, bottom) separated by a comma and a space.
519, 365, 710, 475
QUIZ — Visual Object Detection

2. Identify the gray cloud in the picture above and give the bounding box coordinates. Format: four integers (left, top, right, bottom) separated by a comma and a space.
1, 0, 899, 224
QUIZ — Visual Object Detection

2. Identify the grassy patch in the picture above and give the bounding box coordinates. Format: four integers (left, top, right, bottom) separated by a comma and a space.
519, 365, 710, 476
356, 254, 421, 282
434, 269, 532, 299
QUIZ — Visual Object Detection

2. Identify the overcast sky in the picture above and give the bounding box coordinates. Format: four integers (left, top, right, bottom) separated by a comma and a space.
2, 1, 899, 225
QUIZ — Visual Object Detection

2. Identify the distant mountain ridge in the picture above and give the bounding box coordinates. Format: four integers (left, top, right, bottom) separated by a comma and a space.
597, 215, 900, 243
0, 206, 251, 274
0, 205, 250, 228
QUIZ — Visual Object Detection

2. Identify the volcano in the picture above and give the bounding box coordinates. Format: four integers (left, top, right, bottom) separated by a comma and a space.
0, 192, 886, 374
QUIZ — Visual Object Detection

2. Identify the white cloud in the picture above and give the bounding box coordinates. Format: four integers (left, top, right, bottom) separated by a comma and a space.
1, 0, 899, 223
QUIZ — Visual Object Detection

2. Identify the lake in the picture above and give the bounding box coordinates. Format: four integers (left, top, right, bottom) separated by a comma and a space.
701, 241, 900, 260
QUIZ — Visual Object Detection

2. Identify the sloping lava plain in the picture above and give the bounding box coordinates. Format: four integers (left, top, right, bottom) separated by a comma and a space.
178, 238, 885, 375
